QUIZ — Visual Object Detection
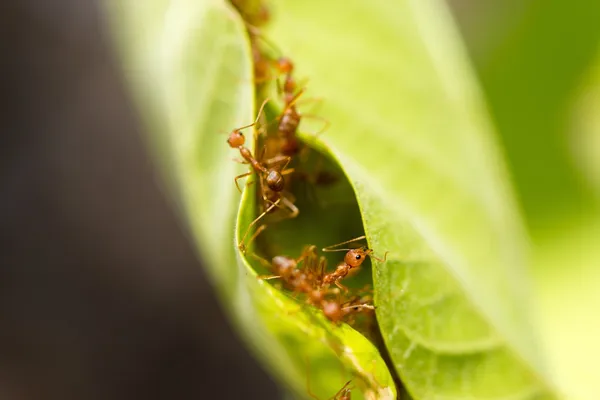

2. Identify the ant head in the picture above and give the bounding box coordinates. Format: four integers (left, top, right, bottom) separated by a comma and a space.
344, 248, 371, 268
276, 57, 294, 74
227, 130, 245, 148
266, 170, 285, 192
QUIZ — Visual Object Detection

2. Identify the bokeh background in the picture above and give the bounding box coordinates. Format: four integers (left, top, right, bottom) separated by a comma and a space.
2, 0, 598, 399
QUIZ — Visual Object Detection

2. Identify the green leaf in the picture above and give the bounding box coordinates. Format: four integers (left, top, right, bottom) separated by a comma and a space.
103, 0, 396, 399
266, 0, 559, 398
527, 48, 600, 400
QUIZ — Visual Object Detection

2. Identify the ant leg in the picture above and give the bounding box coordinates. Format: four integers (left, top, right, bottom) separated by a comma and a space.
238, 199, 281, 252
257, 274, 282, 281
240, 224, 267, 255
334, 280, 349, 293
292, 93, 321, 109
297, 245, 318, 264
263, 155, 291, 167
278, 156, 293, 173
302, 114, 331, 137
280, 196, 299, 218
317, 257, 328, 284
248, 248, 273, 274
234, 171, 253, 193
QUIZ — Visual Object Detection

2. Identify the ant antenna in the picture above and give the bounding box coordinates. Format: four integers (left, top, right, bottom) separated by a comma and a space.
235, 97, 270, 131
369, 251, 389, 263
322, 235, 366, 252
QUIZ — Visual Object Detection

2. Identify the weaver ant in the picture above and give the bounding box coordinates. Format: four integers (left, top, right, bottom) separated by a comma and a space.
251, 239, 325, 301
226, 100, 299, 250
305, 236, 389, 292
240, 26, 330, 177
248, 228, 378, 324
227, 99, 288, 192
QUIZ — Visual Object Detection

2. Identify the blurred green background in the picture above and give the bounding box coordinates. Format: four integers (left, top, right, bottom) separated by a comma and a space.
452, 2, 600, 399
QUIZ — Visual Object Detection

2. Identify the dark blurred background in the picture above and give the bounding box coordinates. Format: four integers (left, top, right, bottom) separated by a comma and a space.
0, 0, 279, 399
0, 0, 534, 399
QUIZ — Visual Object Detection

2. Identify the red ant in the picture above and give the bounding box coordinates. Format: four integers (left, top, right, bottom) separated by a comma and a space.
226, 100, 299, 250
255, 234, 388, 297
250, 236, 324, 299
306, 236, 389, 292
240, 27, 328, 168
248, 229, 379, 324
226, 99, 290, 192
247, 232, 353, 323
270, 58, 331, 158
235, 26, 319, 152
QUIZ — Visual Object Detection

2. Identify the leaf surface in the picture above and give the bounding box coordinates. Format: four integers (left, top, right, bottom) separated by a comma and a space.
472, 3, 600, 398
266, 0, 559, 398
103, 0, 396, 398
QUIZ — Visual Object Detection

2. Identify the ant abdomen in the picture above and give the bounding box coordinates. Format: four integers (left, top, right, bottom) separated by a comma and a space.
279, 109, 301, 134
266, 170, 285, 192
